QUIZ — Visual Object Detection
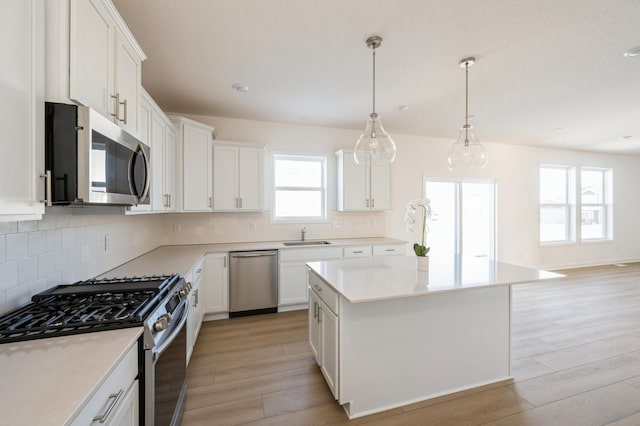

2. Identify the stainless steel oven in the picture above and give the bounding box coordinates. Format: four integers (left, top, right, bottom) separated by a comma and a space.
143, 284, 189, 426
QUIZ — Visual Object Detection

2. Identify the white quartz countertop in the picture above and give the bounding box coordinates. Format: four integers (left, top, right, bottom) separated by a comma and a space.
0, 327, 142, 426
308, 255, 564, 303
101, 238, 406, 278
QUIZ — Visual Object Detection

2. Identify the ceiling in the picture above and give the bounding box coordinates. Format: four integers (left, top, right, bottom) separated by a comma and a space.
112, 0, 640, 154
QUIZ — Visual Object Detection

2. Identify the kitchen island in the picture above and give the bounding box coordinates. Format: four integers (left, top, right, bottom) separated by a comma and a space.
306, 255, 563, 419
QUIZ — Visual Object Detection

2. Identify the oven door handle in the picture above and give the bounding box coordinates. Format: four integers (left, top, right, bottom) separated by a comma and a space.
153, 300, 189, 359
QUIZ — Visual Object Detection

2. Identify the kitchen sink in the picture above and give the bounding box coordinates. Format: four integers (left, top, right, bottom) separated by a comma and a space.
282, 241, 332, 246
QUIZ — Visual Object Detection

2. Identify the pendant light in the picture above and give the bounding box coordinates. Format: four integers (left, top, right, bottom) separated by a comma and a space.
354, 35, 396, 166
447, 57, 488, 171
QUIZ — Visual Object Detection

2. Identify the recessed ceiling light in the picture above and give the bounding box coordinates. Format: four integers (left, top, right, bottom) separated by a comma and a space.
623, 46, 640, 57
552, 127, 565, 132
231, 83, 249, 93
397, 105, 409, 111
619, 135, 633, 140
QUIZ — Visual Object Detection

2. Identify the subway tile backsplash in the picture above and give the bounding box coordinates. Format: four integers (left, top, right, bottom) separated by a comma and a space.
0, 208, 385, 316
0, 208, 164, 315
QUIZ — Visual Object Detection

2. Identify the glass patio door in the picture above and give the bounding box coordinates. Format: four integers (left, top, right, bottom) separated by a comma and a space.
425, 179, 496, 259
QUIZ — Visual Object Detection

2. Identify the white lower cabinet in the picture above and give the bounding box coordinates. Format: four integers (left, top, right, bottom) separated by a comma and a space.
70, 341, 139, 425
308, 271, 339, 399
279, 247, 342, 306
202, 253, 229, 314
186, 260, 204, 364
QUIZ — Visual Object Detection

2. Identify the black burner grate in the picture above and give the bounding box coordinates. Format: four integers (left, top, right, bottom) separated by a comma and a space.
0, 274, 180, 344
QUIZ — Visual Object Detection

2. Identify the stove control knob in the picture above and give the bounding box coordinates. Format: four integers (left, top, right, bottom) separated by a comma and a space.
153, 316, 169, 332
179, 288, 188, 297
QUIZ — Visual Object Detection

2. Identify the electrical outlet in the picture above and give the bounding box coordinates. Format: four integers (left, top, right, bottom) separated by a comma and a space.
249, 222, 257, 230
104, 234, 110, 251
173, 223, 183, 232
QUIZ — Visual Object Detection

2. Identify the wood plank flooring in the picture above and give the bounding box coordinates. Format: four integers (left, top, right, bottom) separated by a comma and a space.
181, 263, 640, 425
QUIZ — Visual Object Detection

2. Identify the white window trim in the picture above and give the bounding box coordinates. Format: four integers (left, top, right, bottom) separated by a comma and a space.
579, 167, 613, 242
539, 164, 576, 245
270, 153, 328, 223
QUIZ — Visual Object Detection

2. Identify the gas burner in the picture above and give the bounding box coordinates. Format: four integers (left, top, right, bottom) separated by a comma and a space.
0, 274, 182, 344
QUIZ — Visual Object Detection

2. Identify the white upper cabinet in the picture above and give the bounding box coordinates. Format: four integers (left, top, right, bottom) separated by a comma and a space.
212, 142, 265, 212
336, 149, 391, 211
66, 0, 145, 136
170, 116, 215, 212
0, 0, 45, 221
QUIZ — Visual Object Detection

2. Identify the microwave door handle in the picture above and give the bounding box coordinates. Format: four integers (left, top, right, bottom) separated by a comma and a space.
138, 144, 151, 201
128, 144, 151, 203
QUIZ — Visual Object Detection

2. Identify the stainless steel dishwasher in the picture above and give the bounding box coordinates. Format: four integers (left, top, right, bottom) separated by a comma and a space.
229, 250, 278, 317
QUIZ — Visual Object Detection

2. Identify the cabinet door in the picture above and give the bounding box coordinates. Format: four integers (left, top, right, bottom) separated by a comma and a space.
308, 290, 322, 364
164, 127, 177, 211
0, 0, 45, 220
370, 163, 391, 210
238, 148, 263, 210
187, 273, 202, 363
182, 124, 212, 211
149, 112, 166, 210
279, 262, 309, 305
320, 304, 339, 399
69, 0, 112, 117
340, 153, 367, 210
113, 30, 140, 135
202, 254, 229, 313
212, 145, 238, 210
104, 379, 139, 426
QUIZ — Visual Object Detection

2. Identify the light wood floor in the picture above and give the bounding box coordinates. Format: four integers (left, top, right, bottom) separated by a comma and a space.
181, 263, 640, 425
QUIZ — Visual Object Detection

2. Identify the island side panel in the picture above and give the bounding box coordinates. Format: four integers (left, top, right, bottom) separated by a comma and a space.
339, 285, 512, 419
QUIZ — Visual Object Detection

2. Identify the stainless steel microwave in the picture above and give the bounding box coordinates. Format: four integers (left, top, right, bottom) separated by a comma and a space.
44, 102, 150, 206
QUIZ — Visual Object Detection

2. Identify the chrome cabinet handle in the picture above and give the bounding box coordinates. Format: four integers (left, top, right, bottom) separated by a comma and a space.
365, 198, 369, 208
194, 289, 199, 307
224, 255, 227, 268
371, 198, 375, 208
385, 248, 395, 252
208, 197, 212, 208
353, 250, 363, 254
93, 389, 124, 423
110, 93, 120, 120
168, 194, 171, 207
313, 284, 322, 292
121, 99, 127, 124
40, 170, 52, 207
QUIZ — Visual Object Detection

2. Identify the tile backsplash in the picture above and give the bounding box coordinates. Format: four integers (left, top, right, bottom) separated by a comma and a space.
0, 208, 385, 316
0, 208, 164, 315
162, 210, 386, 245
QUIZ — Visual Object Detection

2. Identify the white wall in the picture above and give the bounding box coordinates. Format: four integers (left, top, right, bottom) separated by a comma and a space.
0, 209, 164, 315
176, 113, 640, 270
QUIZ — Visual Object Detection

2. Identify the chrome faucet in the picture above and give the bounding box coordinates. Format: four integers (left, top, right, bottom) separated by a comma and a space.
301, 227, 306, 241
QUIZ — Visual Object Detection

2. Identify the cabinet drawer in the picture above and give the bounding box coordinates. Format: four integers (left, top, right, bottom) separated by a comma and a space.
70, 341, 139, 425
373, 244, 406, 256
279, 246, 343, 262
308, 270, 338, 314
186, 257, 205, 284
343, 246, 372, 258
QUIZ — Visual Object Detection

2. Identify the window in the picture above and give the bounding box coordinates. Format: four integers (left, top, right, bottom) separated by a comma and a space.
539, 165, 575, 243
272, 154, 327, 221
581, 168, 612, 240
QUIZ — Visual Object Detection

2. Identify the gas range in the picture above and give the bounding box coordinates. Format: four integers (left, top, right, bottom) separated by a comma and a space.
0, 274, 189, 346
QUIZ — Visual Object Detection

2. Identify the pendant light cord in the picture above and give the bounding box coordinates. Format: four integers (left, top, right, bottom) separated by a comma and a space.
372, 47, 377, 115
464, 60, 469, 146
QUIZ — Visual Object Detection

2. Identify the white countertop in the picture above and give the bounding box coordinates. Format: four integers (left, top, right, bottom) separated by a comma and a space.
0, 327, 142, 426
308, 255, 564, 303
101, 238, 406, 278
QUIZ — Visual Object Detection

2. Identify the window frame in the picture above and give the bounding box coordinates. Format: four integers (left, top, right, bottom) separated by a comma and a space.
271, 153, 328, 223
539, 164, 576, 245
580, 167, 613, 242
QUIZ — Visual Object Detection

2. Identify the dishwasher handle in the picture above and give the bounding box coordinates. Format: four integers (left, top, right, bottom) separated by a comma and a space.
231, 252, 278, 258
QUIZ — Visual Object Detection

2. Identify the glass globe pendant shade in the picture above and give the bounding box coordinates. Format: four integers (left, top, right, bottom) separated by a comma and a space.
354, 113, 397, 166
447, 124, 488, 171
